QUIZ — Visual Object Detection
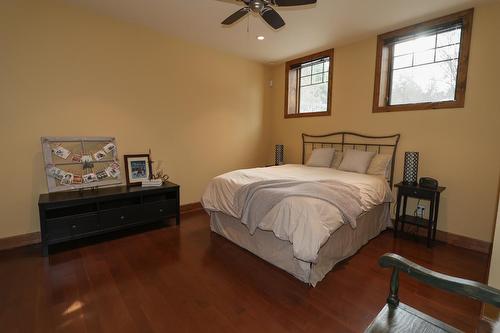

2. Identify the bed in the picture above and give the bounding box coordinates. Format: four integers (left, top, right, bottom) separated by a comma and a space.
202, 132, 400, 286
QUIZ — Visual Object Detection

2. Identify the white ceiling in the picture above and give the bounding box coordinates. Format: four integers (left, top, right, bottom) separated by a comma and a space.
65, 0, 495, 63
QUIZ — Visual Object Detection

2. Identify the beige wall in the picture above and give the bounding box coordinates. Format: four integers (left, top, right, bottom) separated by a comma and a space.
1, 0, 499, 244
267, 3, 500, 242
0, 0, 270, 239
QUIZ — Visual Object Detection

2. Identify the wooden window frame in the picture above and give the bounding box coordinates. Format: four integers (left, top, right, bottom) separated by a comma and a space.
284, 49, 334, 119
372, 9, 474, 113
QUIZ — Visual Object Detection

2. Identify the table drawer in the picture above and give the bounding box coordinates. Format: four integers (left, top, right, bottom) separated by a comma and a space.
143, 200, 177, 220
47, 214, 99, 242
100, 205, 143, 230
398, 186, 435, 200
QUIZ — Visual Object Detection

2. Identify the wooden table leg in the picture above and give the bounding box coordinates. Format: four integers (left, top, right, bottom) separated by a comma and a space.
176, 189, 181, 225
394, 192, 402, 238
401, 195, 408, 234
39, 207, 48, 256
433, 193, 440, 241
427, 198, 435, 248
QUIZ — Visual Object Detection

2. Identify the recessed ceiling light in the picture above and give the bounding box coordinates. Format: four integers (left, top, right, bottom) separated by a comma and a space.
257, 36, 265, 41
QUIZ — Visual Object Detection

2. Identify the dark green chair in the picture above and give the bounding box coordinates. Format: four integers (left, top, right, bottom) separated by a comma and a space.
365, 253, 500, 333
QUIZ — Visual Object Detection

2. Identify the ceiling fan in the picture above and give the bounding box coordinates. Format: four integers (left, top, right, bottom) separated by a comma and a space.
221, 0, 317, 30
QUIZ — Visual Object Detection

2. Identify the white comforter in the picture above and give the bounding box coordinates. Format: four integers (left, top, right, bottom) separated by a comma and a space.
201, 164, 392, 263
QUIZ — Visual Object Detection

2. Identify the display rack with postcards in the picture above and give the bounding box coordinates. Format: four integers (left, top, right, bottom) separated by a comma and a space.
41, 136, 122, 193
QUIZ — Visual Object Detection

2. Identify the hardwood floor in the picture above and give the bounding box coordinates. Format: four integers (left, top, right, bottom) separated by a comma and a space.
0, 211, 490, 333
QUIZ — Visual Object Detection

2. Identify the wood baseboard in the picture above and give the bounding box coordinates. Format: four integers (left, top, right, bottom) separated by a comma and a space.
0, 232, 41, 252
435, 230, 492, 254
390, 220, 492, 254
180, 202, 203, 214
1, 209, 489, 254
482, 303, 500, 322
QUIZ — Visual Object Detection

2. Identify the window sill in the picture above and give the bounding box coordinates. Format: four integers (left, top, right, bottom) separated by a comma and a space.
373, 100, 464, 113
285, 111, 331, 119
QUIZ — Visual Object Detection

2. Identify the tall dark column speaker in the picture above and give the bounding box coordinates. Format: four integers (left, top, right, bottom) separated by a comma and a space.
275, 144, 284, 166
403, 152, 419, 185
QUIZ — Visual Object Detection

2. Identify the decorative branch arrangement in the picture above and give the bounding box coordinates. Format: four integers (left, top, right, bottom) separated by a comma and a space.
149, 149, 170, 184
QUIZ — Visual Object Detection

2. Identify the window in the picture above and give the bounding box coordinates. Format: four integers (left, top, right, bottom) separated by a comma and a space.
373, 9, 473, 113
285, 49, 334, 118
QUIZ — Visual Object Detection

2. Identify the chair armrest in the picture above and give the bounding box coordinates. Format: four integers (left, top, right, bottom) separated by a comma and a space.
380, 253, 500, 307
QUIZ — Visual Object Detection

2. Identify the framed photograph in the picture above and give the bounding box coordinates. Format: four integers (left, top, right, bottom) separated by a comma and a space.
124, 154, 151, 186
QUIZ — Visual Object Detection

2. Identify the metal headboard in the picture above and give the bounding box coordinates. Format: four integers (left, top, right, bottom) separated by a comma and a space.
302, 131, 401, 187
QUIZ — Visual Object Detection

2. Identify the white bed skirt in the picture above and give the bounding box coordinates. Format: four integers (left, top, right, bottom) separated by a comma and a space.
209, 203, 391, 286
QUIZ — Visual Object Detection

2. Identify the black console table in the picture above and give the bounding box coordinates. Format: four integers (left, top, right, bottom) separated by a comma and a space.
393, 182, 446, 247
38, 182, 179, 256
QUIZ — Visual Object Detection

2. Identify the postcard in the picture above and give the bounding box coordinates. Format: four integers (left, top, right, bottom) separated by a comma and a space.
60, 173, 74, 186
96, 170, 109, 180
93, 150, 107, 161
71, 154, 82, 163
48, 166, 66, 180
72, 174, 83, 185
52, 146, 71, 159
83, 173, 98, 184
103, 143, 116, 153
106, 166, 120, 178
109, 161, 120, 170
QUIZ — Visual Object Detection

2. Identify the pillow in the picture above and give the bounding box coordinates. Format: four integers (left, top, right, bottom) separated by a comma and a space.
338, 149, 376, 174
367, 154, 392, 178
330, 151, 343, 169
306, 147, 335, 167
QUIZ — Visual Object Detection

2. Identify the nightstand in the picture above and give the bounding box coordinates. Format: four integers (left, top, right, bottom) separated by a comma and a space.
393, 182, 446, 247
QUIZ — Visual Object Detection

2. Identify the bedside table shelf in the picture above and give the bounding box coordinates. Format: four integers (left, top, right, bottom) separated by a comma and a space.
398, 215, 430, 228
393, 182, 446, 247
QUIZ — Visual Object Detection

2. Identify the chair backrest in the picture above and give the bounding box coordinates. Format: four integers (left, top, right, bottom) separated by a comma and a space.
379, 253, 500, 308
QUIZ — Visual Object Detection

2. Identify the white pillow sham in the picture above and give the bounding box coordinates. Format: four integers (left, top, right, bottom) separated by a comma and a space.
367, 154, 392, 178
338, 149, 376, 174
306, 147, 335, 168
330, 151, 343, 169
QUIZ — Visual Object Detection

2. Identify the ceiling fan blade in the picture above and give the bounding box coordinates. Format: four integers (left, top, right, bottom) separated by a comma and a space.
271, 0, 317, 6
260, 7, 285, 29
221, 7, 251, 25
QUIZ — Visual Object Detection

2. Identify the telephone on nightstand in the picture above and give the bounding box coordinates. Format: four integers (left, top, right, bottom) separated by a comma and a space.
419, 177, 439, 189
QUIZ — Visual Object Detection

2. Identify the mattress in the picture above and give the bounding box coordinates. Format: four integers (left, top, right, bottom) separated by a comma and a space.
202, 164, 392, 217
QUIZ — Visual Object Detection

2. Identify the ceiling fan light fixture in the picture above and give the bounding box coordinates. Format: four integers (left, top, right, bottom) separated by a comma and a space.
250, 0, 266, 13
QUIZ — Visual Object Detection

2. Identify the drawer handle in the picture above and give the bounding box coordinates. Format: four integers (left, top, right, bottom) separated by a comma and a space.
72, 225, 77, 229
159, 209, 164, 213
120, 216, 125, 220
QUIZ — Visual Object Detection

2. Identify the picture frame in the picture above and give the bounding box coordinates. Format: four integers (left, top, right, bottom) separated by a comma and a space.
41, 136, 121, 193
124, 154, 151, 186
